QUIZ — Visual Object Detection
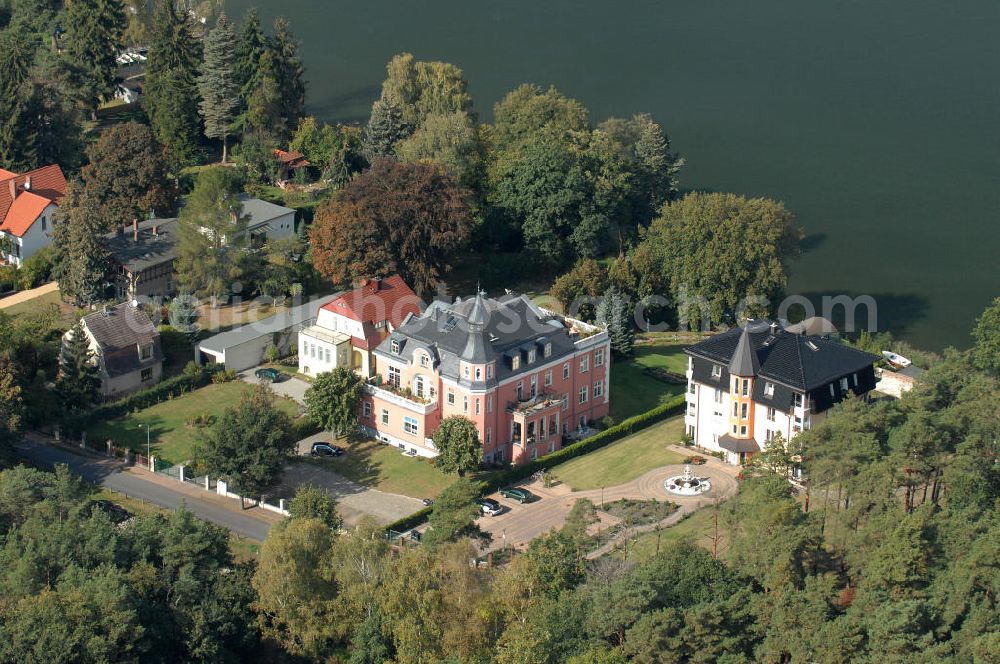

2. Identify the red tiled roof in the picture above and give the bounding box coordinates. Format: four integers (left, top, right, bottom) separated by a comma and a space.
0, 164, 68, 237
273, 149, 310, 167
322, 275, 422, 333
0, 192, 53, 237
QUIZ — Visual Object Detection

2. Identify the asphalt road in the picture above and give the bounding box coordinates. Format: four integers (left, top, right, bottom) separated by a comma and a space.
15, 435, 275, 541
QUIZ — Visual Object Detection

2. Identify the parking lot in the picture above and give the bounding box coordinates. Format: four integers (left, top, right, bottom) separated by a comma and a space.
266, 432, 426, 526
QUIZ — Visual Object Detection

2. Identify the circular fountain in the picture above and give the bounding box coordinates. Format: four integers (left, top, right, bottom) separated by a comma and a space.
664, 465, 712, 496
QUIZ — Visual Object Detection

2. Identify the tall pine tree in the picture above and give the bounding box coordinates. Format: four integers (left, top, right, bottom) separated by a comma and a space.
144, 0, 202, 165
243, 49, 284, 139
596, 287, 635, 357
57, 319, 102, 413
362, 94, 408, 161
269, 16, 305, 136
197, 13, 239, 162
51, 188, 110, 307
235, 8, 266, 116
64, 0, 126, 119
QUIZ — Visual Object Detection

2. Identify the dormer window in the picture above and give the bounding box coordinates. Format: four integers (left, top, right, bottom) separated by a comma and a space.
475, 367, 482, 380
390, 339, 400, 354
528, 348, 536, 364
486, 364, 493, 379
420, 353, 428, 367
512, 356, 520, 371
840, 377, 849, 391
764, 382, 774, 397
543, 343, 552, 358
139, 343, 153, 360
711, 364, 722, 379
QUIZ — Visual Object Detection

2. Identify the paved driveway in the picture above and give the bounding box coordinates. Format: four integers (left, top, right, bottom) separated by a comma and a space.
268, 434, 425, 525
240, 368, 309, 405
476, 451, 740, 555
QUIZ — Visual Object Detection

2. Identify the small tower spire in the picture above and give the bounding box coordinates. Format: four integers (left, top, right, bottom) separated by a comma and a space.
728, 325, 759, 377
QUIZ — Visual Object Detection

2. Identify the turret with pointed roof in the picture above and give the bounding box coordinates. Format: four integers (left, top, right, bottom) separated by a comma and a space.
728, 325, 759, 377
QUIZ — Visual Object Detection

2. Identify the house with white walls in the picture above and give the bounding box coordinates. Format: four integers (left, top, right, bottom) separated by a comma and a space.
0, 165, 68, 266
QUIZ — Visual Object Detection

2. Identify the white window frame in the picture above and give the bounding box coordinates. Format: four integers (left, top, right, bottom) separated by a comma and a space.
711, 364, 722, 378
544, 369, 552, 387
390, 339, 400, 354
563, 363, 570, 379
764, 381, 775, 397
579, 386, 588, 404
580, 356, 589, 373
403, 416, 418, 436
381, 409, 389, 425
593, 381, 603, 398
595, 348, 604, 366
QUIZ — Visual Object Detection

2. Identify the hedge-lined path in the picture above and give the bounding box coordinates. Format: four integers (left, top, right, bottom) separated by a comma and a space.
478, 449, 739, 555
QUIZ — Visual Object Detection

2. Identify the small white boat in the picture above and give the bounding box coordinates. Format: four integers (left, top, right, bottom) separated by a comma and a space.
882, 350, 912, 368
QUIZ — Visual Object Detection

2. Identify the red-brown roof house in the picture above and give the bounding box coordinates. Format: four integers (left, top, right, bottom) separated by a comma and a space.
0, 164, 68, 266
298, 275, 424, 378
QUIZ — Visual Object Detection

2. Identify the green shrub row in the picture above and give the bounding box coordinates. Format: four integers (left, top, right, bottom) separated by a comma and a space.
383, 394, 687, 533
65, 365, 224, 433
383, 506, 433, 534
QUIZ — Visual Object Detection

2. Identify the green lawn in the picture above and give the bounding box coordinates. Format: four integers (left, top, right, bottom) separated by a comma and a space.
86, 382, 301, 465
552, 416, 687, 490
311, 438, 453, 500
610, 335, 691, 421
1, 288, 73, 324
610, 502, 730, 563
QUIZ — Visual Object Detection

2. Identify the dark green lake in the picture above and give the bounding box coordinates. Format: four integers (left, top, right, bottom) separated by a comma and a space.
227, 0, 1000, 350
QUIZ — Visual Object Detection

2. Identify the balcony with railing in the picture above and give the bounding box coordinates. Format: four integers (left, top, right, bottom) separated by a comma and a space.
506, 391, 561, 417
364, 375, 438, 415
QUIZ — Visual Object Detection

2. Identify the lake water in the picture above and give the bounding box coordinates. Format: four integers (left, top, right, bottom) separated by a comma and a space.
226, 0, 1000, 350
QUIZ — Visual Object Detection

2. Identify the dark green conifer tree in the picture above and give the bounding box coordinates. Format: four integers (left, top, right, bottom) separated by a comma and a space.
64, 0, 126, 118
57, 319, 102, 412
144, 0, 202, 164
197, 13, 239, 162
362, 95, 408, 161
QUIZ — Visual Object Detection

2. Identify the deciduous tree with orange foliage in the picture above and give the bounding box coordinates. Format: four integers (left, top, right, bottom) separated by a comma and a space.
309, 158, 473, 295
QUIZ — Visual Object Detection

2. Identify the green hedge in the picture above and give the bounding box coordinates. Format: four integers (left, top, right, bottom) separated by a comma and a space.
383, 506, 433, 534
65, 365, 224, 433
384, 393, 687, 532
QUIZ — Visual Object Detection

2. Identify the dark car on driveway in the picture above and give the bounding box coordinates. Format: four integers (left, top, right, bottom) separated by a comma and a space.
255, 367, 282, 382
500, 487, 533, 503
310, 443, 344, 457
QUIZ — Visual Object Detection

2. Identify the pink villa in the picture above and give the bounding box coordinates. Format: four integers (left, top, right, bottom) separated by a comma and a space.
360, 290, 611, 465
